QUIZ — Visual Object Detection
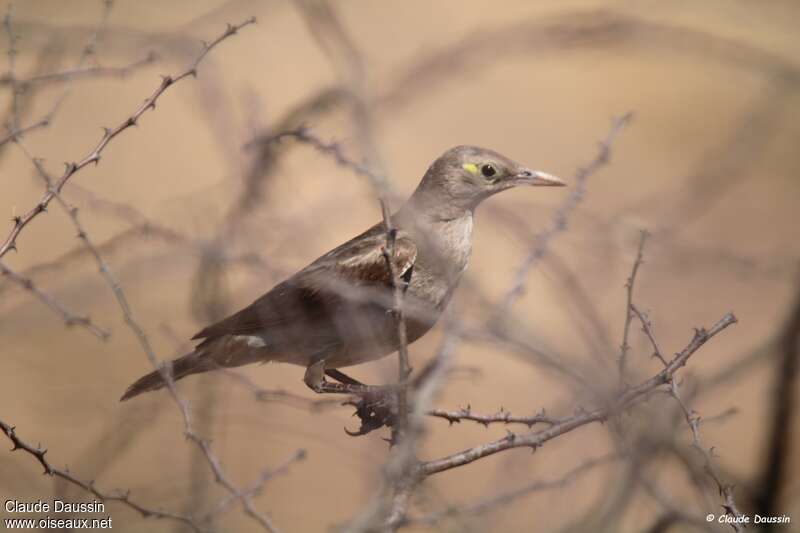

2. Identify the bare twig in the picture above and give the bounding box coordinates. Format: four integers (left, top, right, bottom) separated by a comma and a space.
630, 304, 668, 367
0, 223, 191, 298
200, 449, 307, 523
0, 419, 204, 533
426, 406, 558, 428
249, 127, 383, 186
1, 10, 111, 341
2, 17, 284, 533
12, 135, 138, 337
417, 313, 736, 477
179, 426, 284, 533
0, 110, 56, 146
494, 112, 633, 322
0, 16, 257, 260
409, 453, 619, 526
631, 304, 744, 530
4, 4, 21, 131
0, 261, 109, 338
619, 229, 649, 383
630, 449, 716, 532
0, 0, 114, 148
0, 51, 157, 87
219, 87, 352, 237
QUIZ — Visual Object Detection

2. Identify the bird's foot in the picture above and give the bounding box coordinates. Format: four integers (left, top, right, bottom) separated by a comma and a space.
310, 380, 375, 395
304, 362, 405, 437
305, 362, 375, 395
324, 368, 364, 386
342, 385, 402, 437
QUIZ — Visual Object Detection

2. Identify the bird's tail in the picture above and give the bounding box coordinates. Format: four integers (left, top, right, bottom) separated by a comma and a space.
120, 350, 214, 401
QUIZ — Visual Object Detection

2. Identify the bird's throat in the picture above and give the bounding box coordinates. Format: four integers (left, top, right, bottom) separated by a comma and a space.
411, 212, 474, 285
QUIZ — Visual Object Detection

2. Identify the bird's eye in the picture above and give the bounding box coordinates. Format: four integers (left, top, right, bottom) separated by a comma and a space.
481, 164, 496, 178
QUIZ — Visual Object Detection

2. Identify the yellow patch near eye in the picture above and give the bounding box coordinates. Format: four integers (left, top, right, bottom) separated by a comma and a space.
463, 163, 478, 175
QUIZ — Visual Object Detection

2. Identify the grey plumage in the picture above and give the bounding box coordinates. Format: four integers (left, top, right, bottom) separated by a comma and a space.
120, 145, 563, 401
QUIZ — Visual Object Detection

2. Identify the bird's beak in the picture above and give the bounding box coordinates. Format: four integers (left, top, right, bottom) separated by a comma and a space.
514, 169, 566, 187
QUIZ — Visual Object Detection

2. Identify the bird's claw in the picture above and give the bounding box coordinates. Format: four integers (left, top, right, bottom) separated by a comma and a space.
342, 388, 400, 437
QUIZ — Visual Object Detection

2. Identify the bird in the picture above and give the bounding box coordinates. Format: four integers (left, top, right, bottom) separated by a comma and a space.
120, 145, 564, 401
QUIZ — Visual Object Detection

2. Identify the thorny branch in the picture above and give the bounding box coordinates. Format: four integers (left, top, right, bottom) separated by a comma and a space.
630, 305, 745, 530
0, 16, 257, 260
89, 20, 289, 533
0, 419, 204, 533
619, 229, 649, 384
1, 5, 112, 338
10, 136, 124, 336
0, 47, 159, 145
337, 224, 738, 528
630, 304, 668, 367
416, 313, 736, 477
426, 406, 558, 428
363, 308, 735, 529
1, 16, 294, 533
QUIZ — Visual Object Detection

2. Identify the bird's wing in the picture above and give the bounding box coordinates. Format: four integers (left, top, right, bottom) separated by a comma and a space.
191, 225, 417, 342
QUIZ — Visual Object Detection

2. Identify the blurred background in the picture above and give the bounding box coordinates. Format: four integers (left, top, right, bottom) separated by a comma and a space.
1, 0, 798, 531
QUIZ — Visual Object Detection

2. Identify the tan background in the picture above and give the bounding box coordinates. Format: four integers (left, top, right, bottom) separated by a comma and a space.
1, 1, 799, 531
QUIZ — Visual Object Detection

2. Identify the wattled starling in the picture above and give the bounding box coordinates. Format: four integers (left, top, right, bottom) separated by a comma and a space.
121, 146, 564, 401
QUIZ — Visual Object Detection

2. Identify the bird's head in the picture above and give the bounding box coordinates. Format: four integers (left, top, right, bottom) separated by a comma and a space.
412, 145, 565, 214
